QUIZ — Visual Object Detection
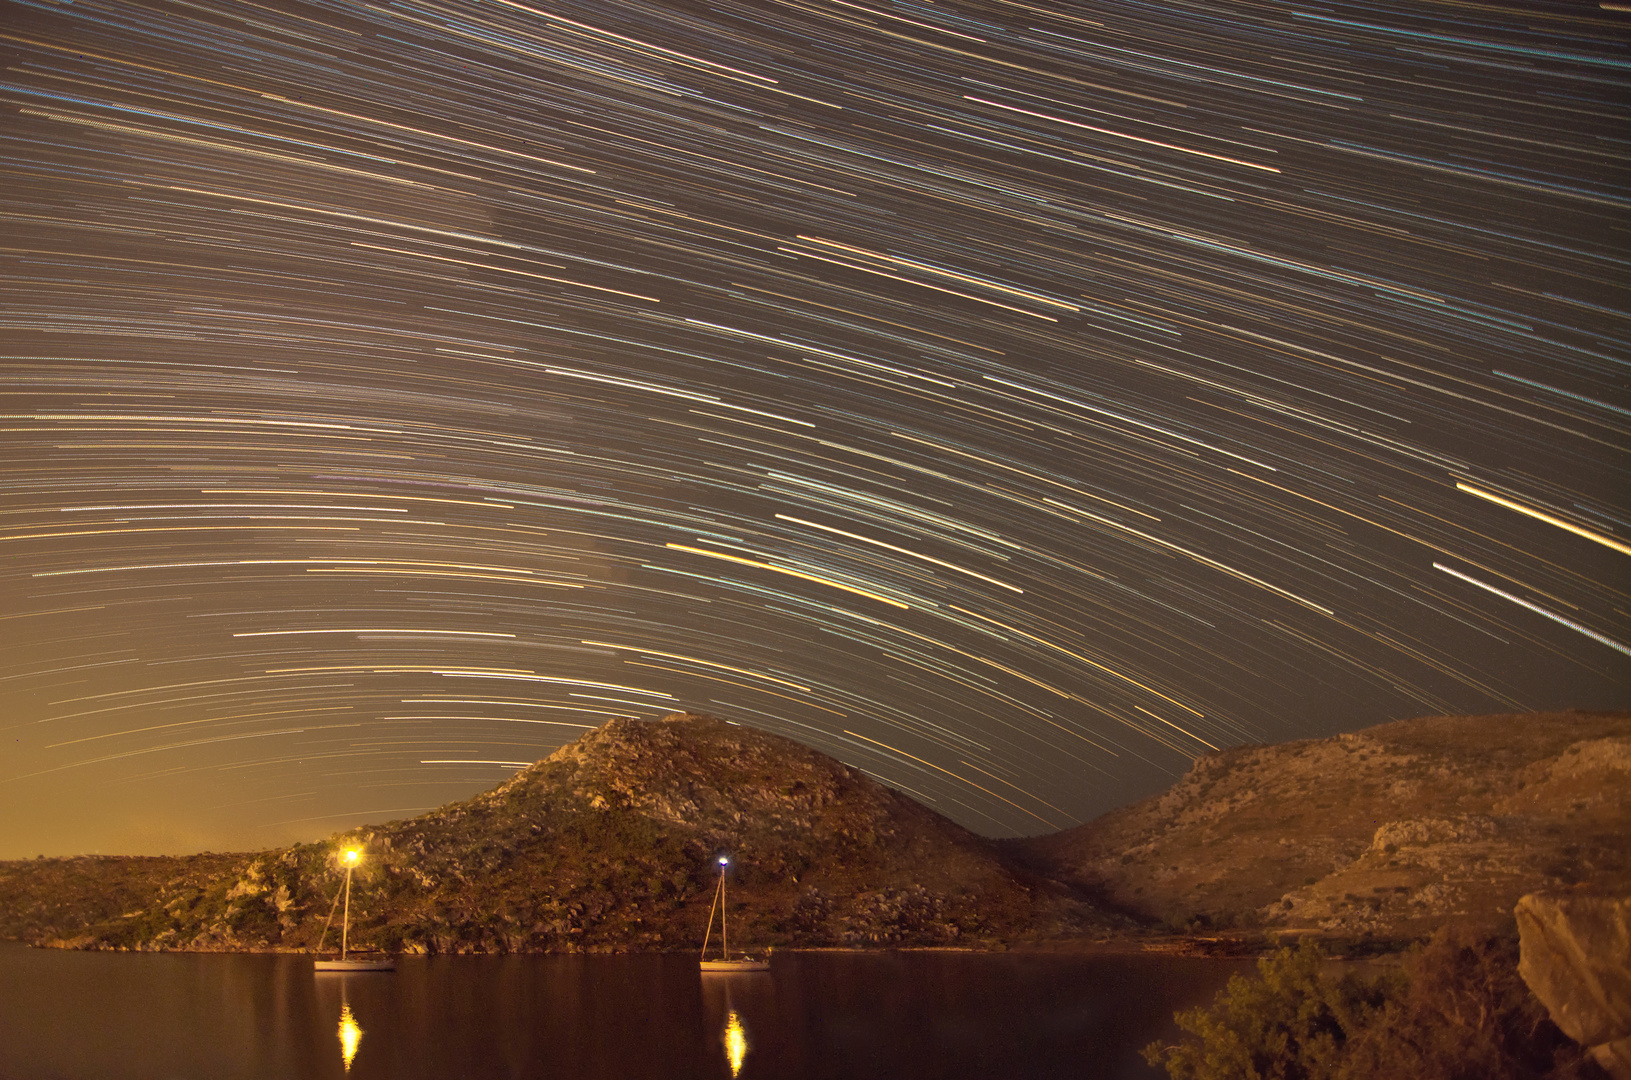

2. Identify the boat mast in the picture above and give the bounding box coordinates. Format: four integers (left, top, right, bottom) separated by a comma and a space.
340, 848, 359, 960
700, 855, 731, 961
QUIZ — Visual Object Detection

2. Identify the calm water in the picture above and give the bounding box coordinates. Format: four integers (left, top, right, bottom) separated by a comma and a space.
0, 943, 1248, 1079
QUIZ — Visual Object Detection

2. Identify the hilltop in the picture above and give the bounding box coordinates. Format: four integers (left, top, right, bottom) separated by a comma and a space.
1010, 709, 1630, 943
0, 713, 1107, 953
1, 708, 1625, 955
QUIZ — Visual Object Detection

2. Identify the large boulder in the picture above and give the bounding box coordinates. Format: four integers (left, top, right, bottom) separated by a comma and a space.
1515, 892, 1631, 1078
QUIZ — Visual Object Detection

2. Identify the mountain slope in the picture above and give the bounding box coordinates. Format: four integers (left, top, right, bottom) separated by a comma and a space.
1, 713, 1107, 952
6, 709, 1624, 953
1010, 710, 1631, 940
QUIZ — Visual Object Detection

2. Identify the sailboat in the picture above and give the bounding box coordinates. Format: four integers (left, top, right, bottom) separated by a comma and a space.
313, 847, 395, 972
699, 855, 769, 972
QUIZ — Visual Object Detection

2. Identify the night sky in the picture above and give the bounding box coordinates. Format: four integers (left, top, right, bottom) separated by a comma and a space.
1, 0, 1626, 858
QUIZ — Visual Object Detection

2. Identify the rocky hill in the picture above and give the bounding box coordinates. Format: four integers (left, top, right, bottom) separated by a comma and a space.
1009, 709, 1631, 944
0, 713, 1108, 953
5, 708, 1625, 955
0, 852, 251, 946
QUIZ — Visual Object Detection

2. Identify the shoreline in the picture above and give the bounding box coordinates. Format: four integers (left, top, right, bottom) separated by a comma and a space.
7, 930, 1410, 960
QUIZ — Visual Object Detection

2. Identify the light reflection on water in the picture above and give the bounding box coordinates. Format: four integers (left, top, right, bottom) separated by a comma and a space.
701, 973, 765, 1077
337, 1002, 363, 1071
723, 1009, 748, 1077
0, 943, 1250, 1079
700, 967, 768, 1077
313, 975, 381, 1074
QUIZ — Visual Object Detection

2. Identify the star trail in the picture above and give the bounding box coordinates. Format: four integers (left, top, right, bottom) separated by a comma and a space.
1, 0, 1626, 857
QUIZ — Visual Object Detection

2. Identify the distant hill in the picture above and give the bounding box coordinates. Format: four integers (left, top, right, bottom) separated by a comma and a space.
0, 713, 1107, 952
1008, 710, 1631, 941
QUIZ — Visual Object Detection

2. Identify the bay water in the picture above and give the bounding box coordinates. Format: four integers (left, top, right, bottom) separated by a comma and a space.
0, 943, 1248, 1079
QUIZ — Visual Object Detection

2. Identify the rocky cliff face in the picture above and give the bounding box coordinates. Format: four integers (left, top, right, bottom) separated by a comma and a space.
1011, 710, 1631, 942
0, 713, 1106, 953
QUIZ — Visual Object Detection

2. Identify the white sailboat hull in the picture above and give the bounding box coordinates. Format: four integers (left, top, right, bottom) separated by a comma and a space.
699, 959, 769, 972
313, 957, 396, 972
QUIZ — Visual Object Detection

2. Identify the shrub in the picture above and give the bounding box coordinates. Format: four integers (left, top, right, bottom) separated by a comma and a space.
1144, 929, 1604, 1080
1339, 927, 1600, 1080
1142, 939, 1396, 1080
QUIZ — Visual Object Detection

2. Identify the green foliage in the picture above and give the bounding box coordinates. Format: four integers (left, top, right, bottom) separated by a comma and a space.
1145, 930, 1602, 1080
1143, 939, 1394, 1080
94, 905, 180, 949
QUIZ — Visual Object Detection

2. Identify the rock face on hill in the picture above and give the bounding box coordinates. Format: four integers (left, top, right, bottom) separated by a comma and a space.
0, 713, 1106, 953
1010, 710, 1631, 942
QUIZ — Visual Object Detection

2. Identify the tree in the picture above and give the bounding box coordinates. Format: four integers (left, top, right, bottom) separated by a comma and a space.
1144, 939, 1397, 1080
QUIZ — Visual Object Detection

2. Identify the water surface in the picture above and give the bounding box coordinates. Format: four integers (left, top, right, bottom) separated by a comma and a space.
0, 943, 1247, 1079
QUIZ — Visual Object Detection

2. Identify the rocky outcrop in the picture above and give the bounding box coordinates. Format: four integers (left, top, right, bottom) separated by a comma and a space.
1516, 892, 1631, 1079
1010, 710, 1631, 942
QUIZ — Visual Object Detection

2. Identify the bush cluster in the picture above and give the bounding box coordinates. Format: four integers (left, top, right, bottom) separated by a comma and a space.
1144, 928, 1605, 1080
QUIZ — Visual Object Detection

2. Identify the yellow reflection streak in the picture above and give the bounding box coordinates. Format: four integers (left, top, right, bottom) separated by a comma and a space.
723, 1009, 748, 1077
338, 1004, 363, 1071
